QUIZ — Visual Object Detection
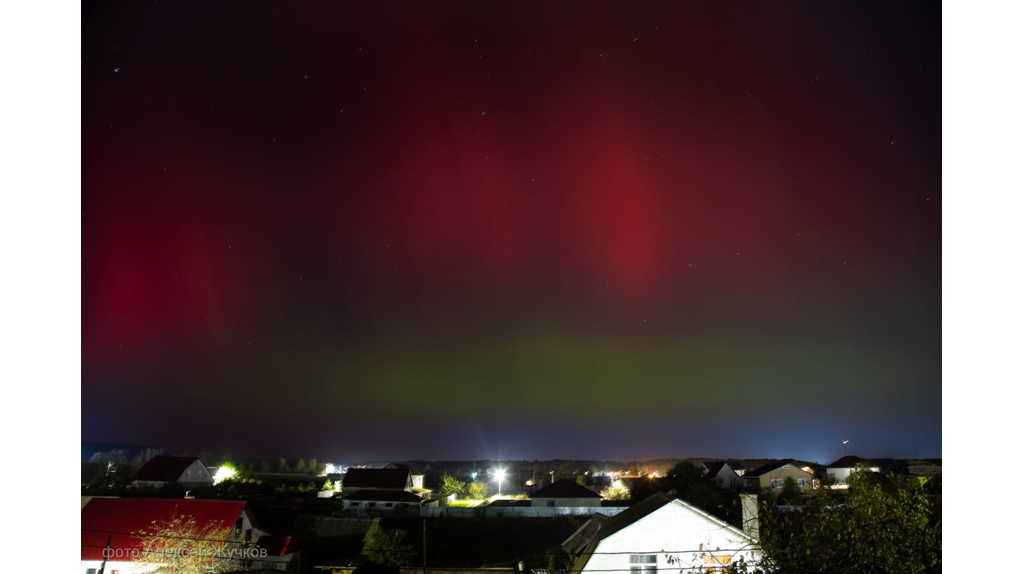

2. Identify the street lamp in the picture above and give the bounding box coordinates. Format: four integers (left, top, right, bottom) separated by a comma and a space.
495, 468, 507, 495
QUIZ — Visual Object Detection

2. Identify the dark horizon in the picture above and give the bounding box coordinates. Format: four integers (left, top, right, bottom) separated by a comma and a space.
82, 1, 941, 462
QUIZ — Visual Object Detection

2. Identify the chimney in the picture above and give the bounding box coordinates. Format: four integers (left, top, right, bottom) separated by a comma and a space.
740, 493, 759, 540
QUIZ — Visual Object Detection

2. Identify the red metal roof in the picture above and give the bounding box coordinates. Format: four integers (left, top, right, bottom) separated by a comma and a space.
81, 498, 249, 561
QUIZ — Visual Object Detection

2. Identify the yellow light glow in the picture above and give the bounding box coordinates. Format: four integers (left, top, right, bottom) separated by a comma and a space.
213, 465, 237, 485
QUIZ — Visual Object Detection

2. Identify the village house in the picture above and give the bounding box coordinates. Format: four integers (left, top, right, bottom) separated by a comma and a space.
341, 467, 421, 497
563, 492, 760, 574
742, 460, 817, 493
131, 455, 214, 489
703, 461, 746, 490
530, 479, 603, 507
825, 456, 880, 486
340, 489, 426, 511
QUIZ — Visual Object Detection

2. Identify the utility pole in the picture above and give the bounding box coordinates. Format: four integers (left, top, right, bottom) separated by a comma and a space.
98, 534, 112, 574
422, 518, 427, 574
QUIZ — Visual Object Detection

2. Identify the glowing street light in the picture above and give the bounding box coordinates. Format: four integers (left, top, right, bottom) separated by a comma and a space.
494, 469, 506, 496
213, 465, 237, 485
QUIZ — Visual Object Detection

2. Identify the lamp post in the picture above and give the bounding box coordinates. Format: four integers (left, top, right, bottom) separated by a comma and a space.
495, 469, 506, 497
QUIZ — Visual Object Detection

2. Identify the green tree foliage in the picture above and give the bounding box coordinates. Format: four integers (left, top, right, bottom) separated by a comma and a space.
134, 513, 242, 574
277, 458, 291, 473
363, 529, 415, 567
779, 477, 802, 504
665, 461, 707, 495
296, 458, 308, 474
468, 481, 489, 500
439, 473, 467, 497
308, 458, 318, 475
757, 473, 941, 573
599, 480, 631, 501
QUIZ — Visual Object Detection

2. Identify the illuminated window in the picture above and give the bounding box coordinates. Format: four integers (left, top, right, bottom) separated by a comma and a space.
703, 554, 730, 573
630, 554, 657, 574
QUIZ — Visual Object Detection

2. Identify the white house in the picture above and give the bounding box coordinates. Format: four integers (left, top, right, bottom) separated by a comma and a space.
826, 456, 880, 487
341, 489, 425, 510
531, 479, 603, 507
563, 493, 760, 574
703, 462, 746, 490
131, 455, 213, 489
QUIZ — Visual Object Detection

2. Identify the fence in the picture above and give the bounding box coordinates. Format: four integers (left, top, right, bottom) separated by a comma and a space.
334, 505, 629, 519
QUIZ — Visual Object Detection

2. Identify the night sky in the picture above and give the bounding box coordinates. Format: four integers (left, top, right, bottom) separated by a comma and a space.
82, 1, 941, 463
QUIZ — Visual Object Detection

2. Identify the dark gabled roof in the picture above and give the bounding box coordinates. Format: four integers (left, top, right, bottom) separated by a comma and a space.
383, 463, 423, 475
532, 479, 602, 499
704, 461, 744, 477
343, 489, 424, 503
744, 460, 808, 478
827, 455, 875, 469
562, 514, 608, 555
344, 468, 411, 489
133, 456, 204, 482
895, 460, 942, 477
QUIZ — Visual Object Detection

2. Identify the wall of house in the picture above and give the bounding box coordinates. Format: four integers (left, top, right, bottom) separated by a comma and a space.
342, 499, 421, 510
177, 460, 214, 485
710, 469, 742, 489
826, 466, 880, 485
579, 502, 759, 574
747, 465, 816, 492
531, 497, 601, 507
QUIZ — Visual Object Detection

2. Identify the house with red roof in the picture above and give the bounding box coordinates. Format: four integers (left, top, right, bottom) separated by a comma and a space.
81, 497, 269, 574
131, 455, 214, 489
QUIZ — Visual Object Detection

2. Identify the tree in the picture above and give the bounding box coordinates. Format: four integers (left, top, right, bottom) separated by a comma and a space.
296, 458, 308, 474
308, 458, 319, 475
363, 529, 415, 567
134, 513, 242, 574
599, 479, 631, 501
468, 481, 489, 500
779, 477, 801, 504
277, 458, 291, 473
757, 472, 941, 573
665, 461, 707, 495
439, 473, 466, 497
